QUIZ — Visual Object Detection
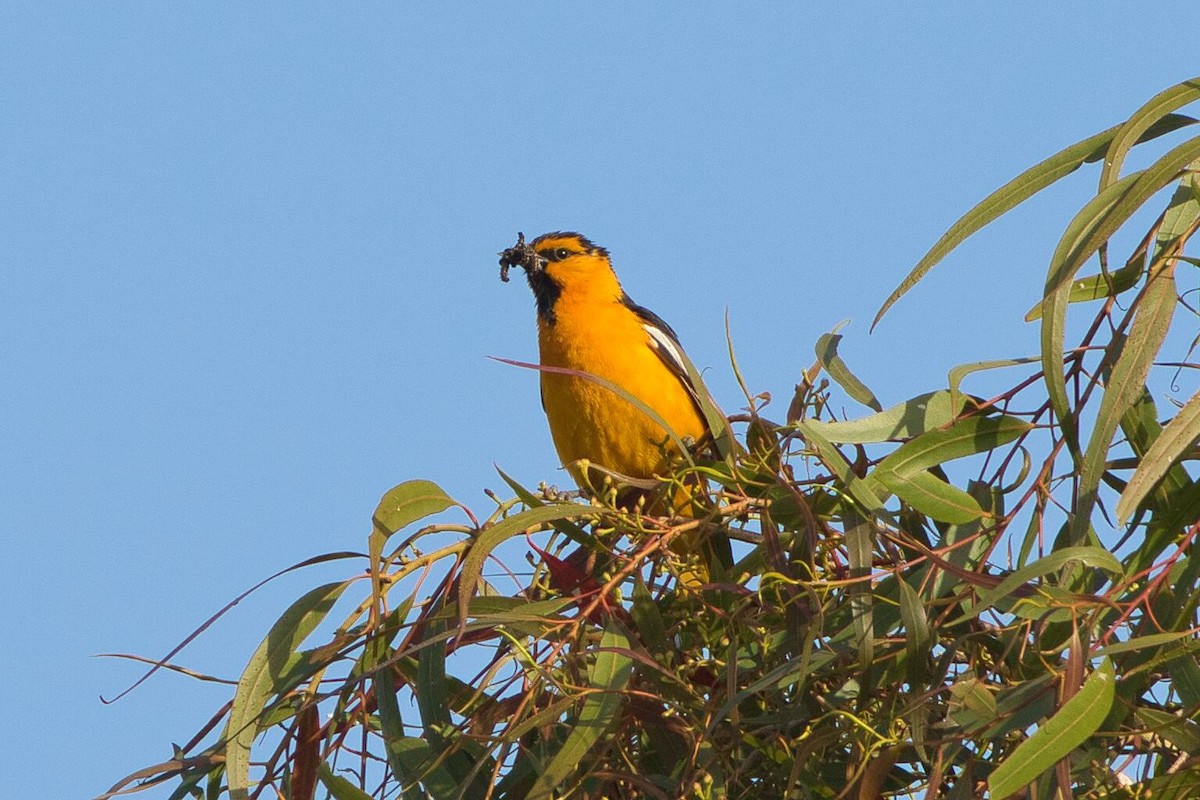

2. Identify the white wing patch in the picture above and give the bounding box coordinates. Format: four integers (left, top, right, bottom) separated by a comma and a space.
643, 322, 691, 385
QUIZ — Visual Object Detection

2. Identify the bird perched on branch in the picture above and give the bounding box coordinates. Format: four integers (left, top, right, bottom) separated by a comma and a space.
499, 231, 724, 517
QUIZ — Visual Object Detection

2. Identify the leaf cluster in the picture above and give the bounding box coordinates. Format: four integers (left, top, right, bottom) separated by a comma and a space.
103, 78, 1200, 800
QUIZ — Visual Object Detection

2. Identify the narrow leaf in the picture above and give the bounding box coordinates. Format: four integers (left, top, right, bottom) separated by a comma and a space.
1072, 260, 1177, 542
318, 764, 376, 800
370, 480, 457, 599
870, 415, 1032, 478
416, 616, 452, 730
1039, 171, 1145, 459
526, 624, 633, 800
227, 581, 352, 800
874, 469, 985, 524
872, 113, 1196, 329
845, 509, 875, 671
987, 659, 1116, 799
957, 547, 1123, 624
815, 331, 882, 411
1135, 708, 1200, 754
898, 578, 930, 683
948, 359, 1038, 407
792, 421, 894, 524
371, 480, 456, 543
1024, 259, 1143, 321
803, 390, 968, 444
1118, 390, 1200, 523
1057, 135, 1200, 299
1099, 76, 1200, 190
369, 643, 423, 800
457, 503, 597, 625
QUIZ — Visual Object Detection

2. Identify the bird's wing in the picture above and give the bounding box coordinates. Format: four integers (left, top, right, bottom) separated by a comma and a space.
620, 293, 716, 435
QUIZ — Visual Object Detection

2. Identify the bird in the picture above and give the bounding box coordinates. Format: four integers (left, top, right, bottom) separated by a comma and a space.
499, 231, 721, 517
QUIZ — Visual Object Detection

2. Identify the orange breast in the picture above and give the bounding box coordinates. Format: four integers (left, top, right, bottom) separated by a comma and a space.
537, 295, 705, 487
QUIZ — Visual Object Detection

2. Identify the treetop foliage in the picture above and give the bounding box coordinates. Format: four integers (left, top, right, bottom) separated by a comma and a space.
104, 78, 1200, 800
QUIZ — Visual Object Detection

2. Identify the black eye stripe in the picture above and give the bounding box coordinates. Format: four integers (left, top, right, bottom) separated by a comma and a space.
539, 246, 577, 262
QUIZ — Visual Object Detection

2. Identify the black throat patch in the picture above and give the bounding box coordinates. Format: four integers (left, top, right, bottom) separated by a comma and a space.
526, 268, 562, 324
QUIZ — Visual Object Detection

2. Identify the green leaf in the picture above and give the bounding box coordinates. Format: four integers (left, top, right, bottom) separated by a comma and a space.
802, 390, 968, 444
844, 509, 875, 672
526, 624, 633, 800
370, 480, 456, 583
1130, 770, 1200, 800
318, 764, 376, 800
926, 480, 1001, 600
1098, 76, 1200, 190
631, 576, 667, 656
1135, 708, 1200, 754
495, 466, 592, 548
869, 414, 1032, 478
369, 643, 423, 800
1071, 258, 1177, 542
987, 658, 1116, 799
947, 677, 997, 733
1094, 629, 1196, 657
457, 503, 597, 621
1039, 170, 1145, 460
386, 736, 466, 800
956, 547, 1123, 624
948, 359, 1038, 408
1023, 258, 1142, 321
226, 580, 352, 800
1118, 390, 1200, 524
874, 469, 985, 524
1167, 651, 1200, 708
815, 330, 882, 411
456, 595, 576, 625
416, 616, 452, 731
792, 420, 895, 525
1056, 134, 1200, 300
872, 112, 1197, 329
898, 578, 930, 684
371, 480, 456, 543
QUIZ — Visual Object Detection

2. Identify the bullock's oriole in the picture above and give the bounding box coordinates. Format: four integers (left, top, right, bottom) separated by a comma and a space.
499, 231, 719, 517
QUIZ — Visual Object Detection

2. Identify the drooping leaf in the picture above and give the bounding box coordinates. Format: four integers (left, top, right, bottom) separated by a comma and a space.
898, 577, 930, 684
1098, 76, 1200, 190
1071, 258, 1177, 543
1053, 134, 1200, 300
371, 480, 456, 545
1039, 170, 1145, 460
956, 547, 1123, 624
872, 112, 1196, 329
815, 331, 882, 412
370, 480, 457, 601
318, 764, 376, 800
792, 420, 894, 525
947, 359, 1038, 408
844, 509, 875, 671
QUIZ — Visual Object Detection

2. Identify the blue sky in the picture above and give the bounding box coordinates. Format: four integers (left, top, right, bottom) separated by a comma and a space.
2, 5, 1198, 797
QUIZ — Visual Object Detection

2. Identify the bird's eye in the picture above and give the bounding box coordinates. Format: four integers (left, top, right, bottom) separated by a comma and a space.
554, 247, 571, 261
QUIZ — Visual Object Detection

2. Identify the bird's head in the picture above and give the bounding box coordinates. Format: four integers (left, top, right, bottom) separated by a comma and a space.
499, 231, 617, 322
